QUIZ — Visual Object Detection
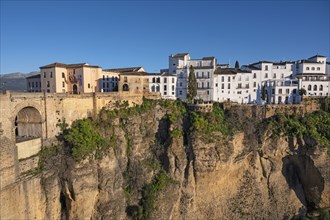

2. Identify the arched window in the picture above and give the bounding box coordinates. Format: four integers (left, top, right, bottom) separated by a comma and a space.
123, 84, 129, 91
313, 85, 317, 91
308, 85, 312, 91
320, 85, 323, 91
312, 67, 315, 71
306, 67, 310, 70
73, 84, 78, 94
317, 67, 320, 70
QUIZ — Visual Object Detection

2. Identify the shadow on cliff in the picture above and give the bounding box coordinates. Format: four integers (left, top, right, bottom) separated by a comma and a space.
282, 154, 324, 211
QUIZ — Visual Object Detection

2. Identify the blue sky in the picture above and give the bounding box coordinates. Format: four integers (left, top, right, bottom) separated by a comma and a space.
1, 0, 329, 74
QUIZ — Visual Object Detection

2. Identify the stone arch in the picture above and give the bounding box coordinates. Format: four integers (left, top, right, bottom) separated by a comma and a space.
15, 107, 42, 141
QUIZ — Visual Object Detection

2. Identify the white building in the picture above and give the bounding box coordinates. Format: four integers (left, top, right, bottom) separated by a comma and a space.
265, 79, 300, 104
168, 53, 216, 101
100, 70, 119, 92
26, 74, 41, 92
213, 68, 255, 103
294, 55, 330, 97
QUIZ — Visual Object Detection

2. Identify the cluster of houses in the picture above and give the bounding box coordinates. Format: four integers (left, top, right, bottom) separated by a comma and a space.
27, 53, 330, 104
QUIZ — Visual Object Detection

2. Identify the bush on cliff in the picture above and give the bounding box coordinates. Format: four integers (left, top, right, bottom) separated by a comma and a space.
63, 118, 107, 161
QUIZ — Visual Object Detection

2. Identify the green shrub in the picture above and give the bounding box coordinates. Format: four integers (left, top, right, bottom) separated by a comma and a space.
64, 119, 107, 161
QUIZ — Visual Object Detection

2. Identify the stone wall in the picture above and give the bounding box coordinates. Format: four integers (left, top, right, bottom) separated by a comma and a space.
224, 100, 321, 120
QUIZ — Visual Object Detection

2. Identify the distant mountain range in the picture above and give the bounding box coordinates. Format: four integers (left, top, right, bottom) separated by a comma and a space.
0, 72, 39, 91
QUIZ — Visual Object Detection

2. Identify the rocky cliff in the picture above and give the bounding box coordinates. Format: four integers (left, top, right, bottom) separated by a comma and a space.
1, 100, 330, 219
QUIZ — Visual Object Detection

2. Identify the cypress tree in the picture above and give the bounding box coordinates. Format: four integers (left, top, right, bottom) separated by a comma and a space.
235, 61, 240, 69
187, 65, 197, 101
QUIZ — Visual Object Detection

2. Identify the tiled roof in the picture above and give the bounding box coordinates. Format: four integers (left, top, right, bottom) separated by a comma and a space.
26, 74, 41, 79
308, 55, 327, 59
300, 60, 322, 64
40, 62, 100, 69
161, 72, 176, 77
119, 71, 150, 76
202, 57, 215, 60
172, 53, 189, 58
104, 67, 144, 73
214, 68, 250, 75
250, 61, 273, 66
244, 65, 261, 70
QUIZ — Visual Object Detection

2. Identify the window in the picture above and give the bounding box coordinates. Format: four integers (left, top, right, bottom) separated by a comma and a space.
238, 83, 242, 89
47, 81, 50, 87
172, 78, 175, 83
317, 67, 320, 70
320, 85, 323, 91
265, 65, 268, 71
164, 91, 167, 95
221, 76, 224, 82
273, 74, 276, 78
221, 84, 224, 89
103, 82, 106, 88
172, 85, 174, 91
265, 73, 268, 78
62, 82, 65, 87
215, 83, 218, 87
179, 82, 182, 87
62, 72, 65, 78
107, 82, 109, 88
306, 67, 310, 70
103, 75, 105, 80
312, 67, 315, 71
228, 77, 230, 82
308, 85, 311, 91
124, 77, 127, 82
157, 78, 160, 83
50, 72, 53, 78
28, 82, 31, 88
253, 73, 256, 79
281, 73, 284, 78
313, 85, 317, 91
253, 82, 256, 87
88, 83, 90, 88
44, 72, 46, 78
207, 82, 210, 88
164, 78, 167, 83
286, 89, 290, 94
179, 90, 182, 95
156, 86, 160, 92
164, 85, 167, 91
32, 82, 34, 87
228, 84, 230, 89
207, 72, 210, 78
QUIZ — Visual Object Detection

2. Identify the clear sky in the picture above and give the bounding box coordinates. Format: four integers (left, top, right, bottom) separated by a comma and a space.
1, 0, 329, 74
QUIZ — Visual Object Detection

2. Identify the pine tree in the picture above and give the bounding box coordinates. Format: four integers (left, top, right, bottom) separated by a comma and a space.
235, 60, 240, 69
187, 65, 197, 101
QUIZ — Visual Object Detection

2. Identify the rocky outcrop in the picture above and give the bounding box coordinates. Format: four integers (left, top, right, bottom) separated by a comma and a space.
1, 103, 329, 220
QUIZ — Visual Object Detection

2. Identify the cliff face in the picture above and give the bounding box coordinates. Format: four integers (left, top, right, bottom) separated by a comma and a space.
2, 101, 329, 220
